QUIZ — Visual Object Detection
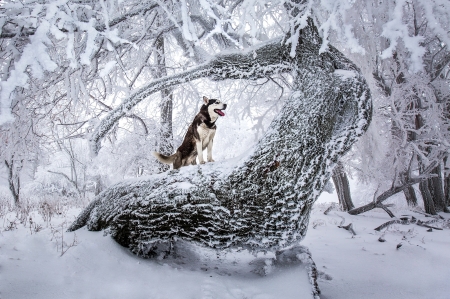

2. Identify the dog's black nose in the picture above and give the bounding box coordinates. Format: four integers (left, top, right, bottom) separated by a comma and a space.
223, 104, 227, 110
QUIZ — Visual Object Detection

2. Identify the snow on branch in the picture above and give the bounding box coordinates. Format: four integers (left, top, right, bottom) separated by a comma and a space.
89, 38, 291, 155
348, 157, 444, 217
0, 2, 159, 38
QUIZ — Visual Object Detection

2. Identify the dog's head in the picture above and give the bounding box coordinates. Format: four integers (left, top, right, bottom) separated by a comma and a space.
203, 96, 227, 117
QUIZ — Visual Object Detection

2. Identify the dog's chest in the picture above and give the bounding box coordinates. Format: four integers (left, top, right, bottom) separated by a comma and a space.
197, 123, 215, 142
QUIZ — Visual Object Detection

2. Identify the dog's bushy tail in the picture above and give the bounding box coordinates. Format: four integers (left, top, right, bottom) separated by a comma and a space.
152, 152, 177, 164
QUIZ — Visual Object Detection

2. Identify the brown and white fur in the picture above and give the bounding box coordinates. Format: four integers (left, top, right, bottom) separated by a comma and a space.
153, 96, 227, 170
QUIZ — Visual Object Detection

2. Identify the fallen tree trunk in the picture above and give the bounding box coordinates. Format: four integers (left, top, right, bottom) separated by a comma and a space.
374, 216, 444, 231
69, 18, 372, 257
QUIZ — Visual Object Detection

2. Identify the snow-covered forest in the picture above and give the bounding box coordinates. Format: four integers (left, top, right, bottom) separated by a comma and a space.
1, 1, 450, 298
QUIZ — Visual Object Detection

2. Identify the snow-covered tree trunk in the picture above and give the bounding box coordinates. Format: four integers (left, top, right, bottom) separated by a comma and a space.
420, 179, 437, 215
445, 157, 450, 206
69, 18, 371, 256
427, 165, 448, 213
332, 162, 355, 211
403, 185, 418, 207
156, 34, 174, 173
4, 159, 20, 206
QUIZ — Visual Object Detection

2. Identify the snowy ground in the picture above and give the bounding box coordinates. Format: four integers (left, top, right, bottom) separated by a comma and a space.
1, 206, 315, 299
305, 206, 450, 299
1, 192, 450, 299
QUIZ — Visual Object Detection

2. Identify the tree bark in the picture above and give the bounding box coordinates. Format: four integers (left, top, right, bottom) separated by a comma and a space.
70, 18, 372, 256
414, 101, 442, 213
155, 34, 173, 172
419, 179, 437, 215
5, 160, 20, 206
428, 164, 448, 212
94, 175, 105, 196
444, 156, 450, 206
403, 185, 418, 207
445, 174, 450, 206
331, 162, 355, 211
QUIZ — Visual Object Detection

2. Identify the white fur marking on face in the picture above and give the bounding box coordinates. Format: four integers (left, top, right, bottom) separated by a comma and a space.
208, 105, 219, 121
208, 101, 226, 120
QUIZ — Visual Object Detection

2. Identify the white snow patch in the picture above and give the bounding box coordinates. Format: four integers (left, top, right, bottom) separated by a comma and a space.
170, 181, 196, 191
334, 69, 357, 80
99, 61, 116, 77
305, 203, 450, 299
1, 209, 315, 299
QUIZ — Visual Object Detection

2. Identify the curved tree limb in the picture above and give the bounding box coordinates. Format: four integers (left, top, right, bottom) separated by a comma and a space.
89, 38, 291, 155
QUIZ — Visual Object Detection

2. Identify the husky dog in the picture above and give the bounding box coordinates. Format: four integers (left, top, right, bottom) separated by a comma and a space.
153, 96, 227, 169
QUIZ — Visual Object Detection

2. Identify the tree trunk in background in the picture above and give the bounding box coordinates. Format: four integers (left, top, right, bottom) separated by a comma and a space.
413, 103, 443, 213
5, 159, 20, 206
428, 164, 449, 212
445, 175, 450, 207
94, 175, 105, 196
403, 122, 418, 207
331, 162, 355, 211
444, 156, 450, 206
155, 34, 173, 172
420, 179, 437, 215
403, 185, 418, 207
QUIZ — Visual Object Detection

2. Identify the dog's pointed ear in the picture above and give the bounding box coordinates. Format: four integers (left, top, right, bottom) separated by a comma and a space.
203, 96, 209, 105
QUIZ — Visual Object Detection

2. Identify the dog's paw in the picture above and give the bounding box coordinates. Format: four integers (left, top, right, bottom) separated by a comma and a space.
207, 159, 215, 163
200, 161, 206, 164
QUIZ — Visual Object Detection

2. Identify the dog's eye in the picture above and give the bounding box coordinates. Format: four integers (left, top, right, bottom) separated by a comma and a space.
216, 101, 220, 104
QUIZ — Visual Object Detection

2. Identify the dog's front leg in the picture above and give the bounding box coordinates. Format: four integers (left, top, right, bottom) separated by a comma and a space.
196, 140, 205, 164
207, 132, 215, 162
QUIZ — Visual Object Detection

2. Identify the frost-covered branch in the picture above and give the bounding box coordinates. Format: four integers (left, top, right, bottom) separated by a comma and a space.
89, 38, 290, 154
47, 170, 81, 196
349, 159, 442, 216
0, 2, 159, 38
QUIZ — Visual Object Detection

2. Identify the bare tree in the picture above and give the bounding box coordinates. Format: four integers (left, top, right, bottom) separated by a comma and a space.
322, 0, 450, 215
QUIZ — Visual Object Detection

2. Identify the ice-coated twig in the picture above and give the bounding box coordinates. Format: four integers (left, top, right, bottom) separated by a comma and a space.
336, 213, 345, 227
324, 202, 338, 215
340, 223, 356, 236
412, 209, 445, 220
336, 213, 356, 235
417, 220, 443, 230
